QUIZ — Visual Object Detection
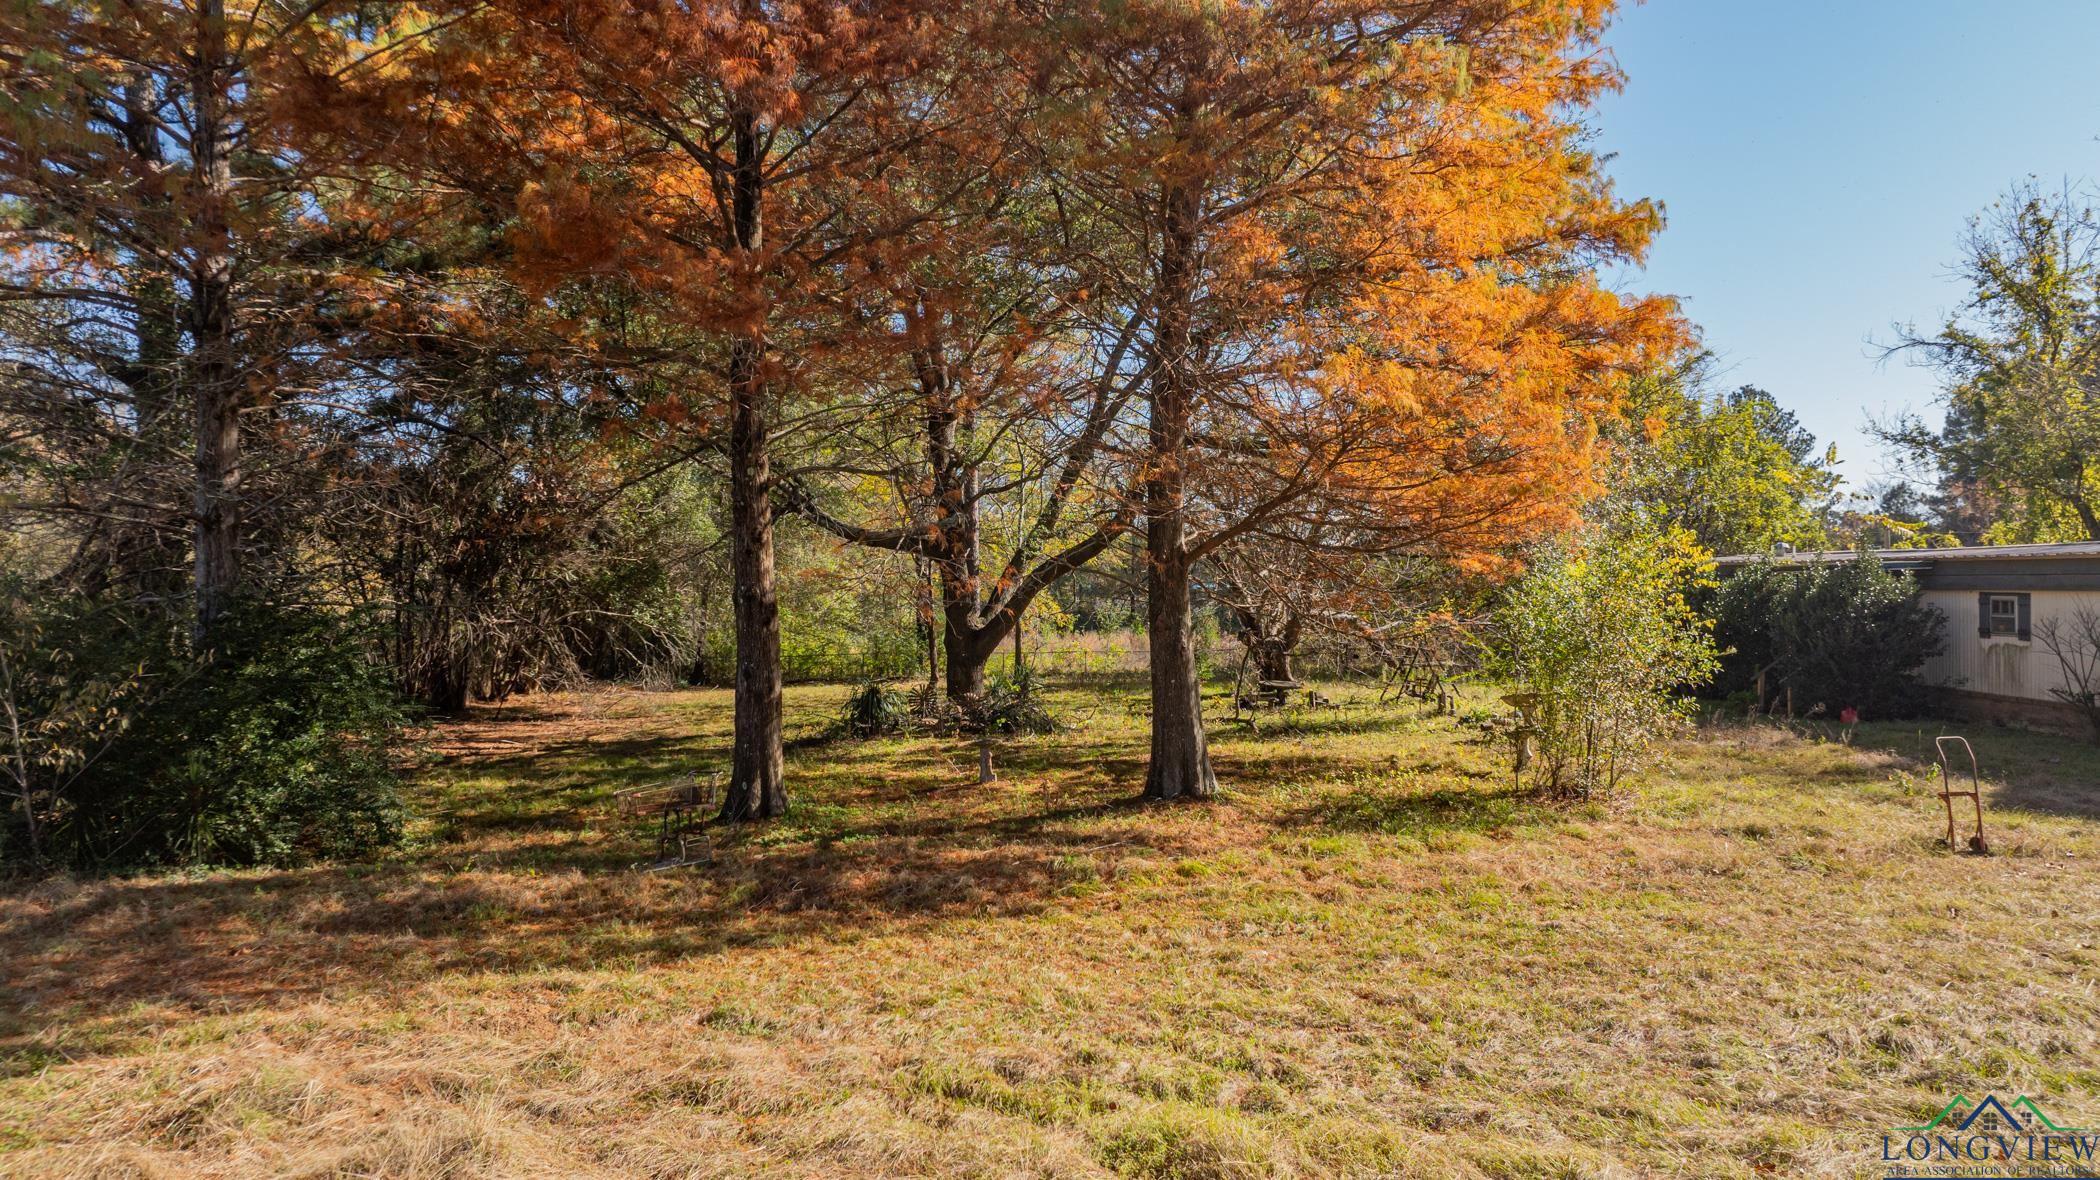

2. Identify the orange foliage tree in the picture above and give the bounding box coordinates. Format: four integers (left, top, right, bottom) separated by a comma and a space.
286, 0, 975, 818
274, 0, 1680, 815
1032, 0, 1679, 799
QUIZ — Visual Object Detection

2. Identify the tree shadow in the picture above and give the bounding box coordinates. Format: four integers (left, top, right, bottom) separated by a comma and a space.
0, 685, 1476, 1069
1817, 719, 2100, 822
0, 826, 1082, 1072
1272, 781, 1557, 840
1215, 705, 1427, 740
0, 702, 1205, 1062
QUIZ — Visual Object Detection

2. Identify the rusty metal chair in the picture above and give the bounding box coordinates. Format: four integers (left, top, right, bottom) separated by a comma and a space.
613, 775, 719, 868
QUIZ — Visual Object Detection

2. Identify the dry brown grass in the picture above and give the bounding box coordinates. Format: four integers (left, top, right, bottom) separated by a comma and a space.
5, 680, 2100, 1178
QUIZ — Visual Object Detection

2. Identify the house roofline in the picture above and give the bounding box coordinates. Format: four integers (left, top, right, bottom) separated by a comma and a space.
1715, 541, 2100, 569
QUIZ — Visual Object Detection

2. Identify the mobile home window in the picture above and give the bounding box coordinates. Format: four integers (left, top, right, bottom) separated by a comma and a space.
1988, 596, 2019, 635
1977, 592, 2031, 640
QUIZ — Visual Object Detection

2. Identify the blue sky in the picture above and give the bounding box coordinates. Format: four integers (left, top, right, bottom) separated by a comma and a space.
1593, 0, 2100, 490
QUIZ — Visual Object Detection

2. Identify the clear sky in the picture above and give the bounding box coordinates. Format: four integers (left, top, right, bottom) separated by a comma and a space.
1593, 0, 2100, 490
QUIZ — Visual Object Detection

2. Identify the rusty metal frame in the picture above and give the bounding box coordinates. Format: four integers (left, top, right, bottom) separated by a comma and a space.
1932, 735, 1989, 855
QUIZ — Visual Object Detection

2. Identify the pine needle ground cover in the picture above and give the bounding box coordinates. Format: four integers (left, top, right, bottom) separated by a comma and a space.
4, 682, 2099, 1179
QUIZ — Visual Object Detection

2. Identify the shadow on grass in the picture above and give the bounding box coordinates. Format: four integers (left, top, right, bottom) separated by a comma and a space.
0, 826, 1081, 1069
1273, 780, 1557, 840
1729, 715, 2100, 823
0, 685, 1493, 1065
1215, 705, 1428, 740
0, 733, 1164, 1055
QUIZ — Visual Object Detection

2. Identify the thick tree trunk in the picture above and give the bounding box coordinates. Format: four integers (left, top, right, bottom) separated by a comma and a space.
1146, 540, 1214, 800
1254, 641, 1294, 687
940, 604, 1008, 705
945, 631, 988, 703
923, 363, 995, 706
1142, 180, 1216, 801
416, 596, 471, 715
189, 0, 240, 638
721, 335, 786, 819
193, 378, 239, 630
135, 271, 188, 597
429, 652, 470, 716
718, 106, 787, 822
1226, 599, 1300, 689
1262, 612, 1302, 687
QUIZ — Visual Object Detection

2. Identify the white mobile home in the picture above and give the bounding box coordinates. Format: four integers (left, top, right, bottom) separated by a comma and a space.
1716, 542, 2100, 732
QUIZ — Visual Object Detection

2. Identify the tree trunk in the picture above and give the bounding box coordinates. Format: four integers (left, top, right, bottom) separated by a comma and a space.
721, 334, 786, 819
2, 648, 40, 862
945, 626, 989, 703
429, 653, 470, 715
1146, 540, 1214, 800
718, 105, 787, 822
193, 379, 239, 631
1227, 600, 1299, 688
940, 599, 1005, 704
420, 599, 471, 715
123, 73, 190, 602
917, 557, 939, 690
1142, 180, 1216, 801
135, 270, 188, 596
786, 297, 1127, 705
189, 0, 240, 638
922, 352, 996, 707
2071, 488, 2100, 543
1254, 640, 1293, 687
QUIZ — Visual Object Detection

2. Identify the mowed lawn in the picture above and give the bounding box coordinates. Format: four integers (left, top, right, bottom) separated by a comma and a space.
5, 680, 2100, 1179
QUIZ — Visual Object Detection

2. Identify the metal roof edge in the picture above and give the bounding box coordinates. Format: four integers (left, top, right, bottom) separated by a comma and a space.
1715, 542, 2100, 567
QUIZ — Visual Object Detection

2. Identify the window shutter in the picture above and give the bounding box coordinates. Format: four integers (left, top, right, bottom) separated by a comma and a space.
1978, 593, 1991, 638
2018, 594, 2032, 641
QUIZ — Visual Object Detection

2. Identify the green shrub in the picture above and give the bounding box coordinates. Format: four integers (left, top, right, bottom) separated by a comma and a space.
969, 667, 1058, 736
1491, 526, 1720, 799
1708, 554, 1946, 719
840, 680, 908, 739
0, 586, 143, 868
4, 600, 409, 871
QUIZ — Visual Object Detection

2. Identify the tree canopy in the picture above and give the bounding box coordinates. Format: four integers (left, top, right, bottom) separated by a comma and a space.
1606, 359, 1839, 556
1881, 181, 2100, 543
3, 0, 1679, 864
